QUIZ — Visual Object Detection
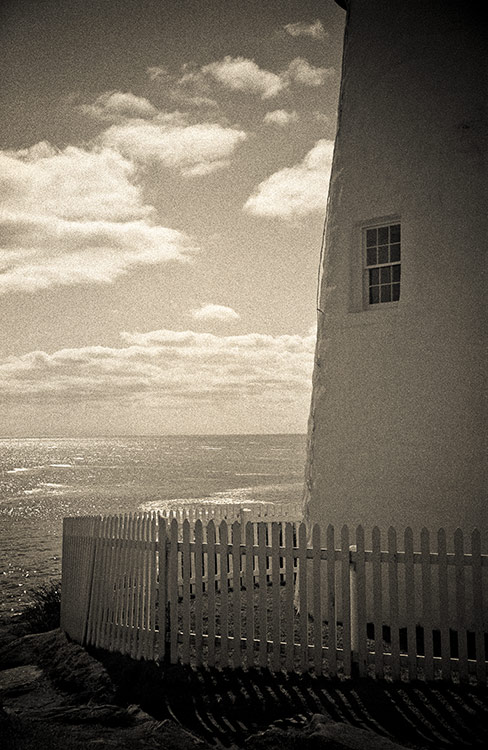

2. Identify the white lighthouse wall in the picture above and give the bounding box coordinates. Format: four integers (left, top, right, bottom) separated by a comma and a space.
305, 0, 487, 560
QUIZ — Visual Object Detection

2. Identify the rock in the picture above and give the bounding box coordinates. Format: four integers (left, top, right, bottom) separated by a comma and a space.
307, 722, 409, 749
0, 665, 42, 697
0, 629, 115, 703
244, 716, 410, 750
35, 702, 133, 726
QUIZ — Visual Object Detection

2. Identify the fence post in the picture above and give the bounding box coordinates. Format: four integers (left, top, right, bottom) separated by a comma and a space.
240, 507, 252, 527
349, 544, 358, 675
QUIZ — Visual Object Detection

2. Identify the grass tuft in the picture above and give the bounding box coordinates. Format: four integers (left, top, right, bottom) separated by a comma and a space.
22, 580, 61, 633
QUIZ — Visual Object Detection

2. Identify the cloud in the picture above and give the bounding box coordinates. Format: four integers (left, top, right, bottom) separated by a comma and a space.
146, 66, 170, 81
100, 118, 247, 176
191, 304, 240, 322
0, 142, 196, 294
263, 110, 298, 127
243, 139, 334, 219
286, 58, 333, 86
200, 56, 285, 99
79, 91, 158, 121
0, 329, 315, 406
284, 20, 326, 39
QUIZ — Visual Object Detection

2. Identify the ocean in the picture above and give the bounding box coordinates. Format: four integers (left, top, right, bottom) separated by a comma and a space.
0, 434, 306, 617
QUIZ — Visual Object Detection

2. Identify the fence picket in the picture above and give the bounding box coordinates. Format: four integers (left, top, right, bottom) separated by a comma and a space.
220, 520, 230, 667
404, 527, 416, 680
169, 519, 179, 664
157, 516, 167, 662
437, 528, 450, 680
271, 523, 281, 671
471, 529, 486, 683
285, 523, 295, 672
207, 521, 216, 668
339, 526, 350, 678
182, 519, 191, 664
298, 523, 308, 671
194, 520, 204, 667
454, 528, 468, 682
387, 527, 400, 681
326, 524, 337, 677
232, 522, 242, 668
421, 528, 434, 680
356, 526, 367, 677
312, 524, 322, 675
257, 523, 268, 668
245, 521, 255, 667
372, 526, 383, 679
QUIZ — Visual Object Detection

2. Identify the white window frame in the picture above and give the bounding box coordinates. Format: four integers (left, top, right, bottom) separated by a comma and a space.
363, 220, 401, 308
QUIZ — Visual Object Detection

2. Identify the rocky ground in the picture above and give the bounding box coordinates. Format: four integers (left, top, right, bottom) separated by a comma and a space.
0, 617, 486, 750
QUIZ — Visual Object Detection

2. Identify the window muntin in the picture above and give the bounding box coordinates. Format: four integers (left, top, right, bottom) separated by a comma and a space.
365, 223, 401, 305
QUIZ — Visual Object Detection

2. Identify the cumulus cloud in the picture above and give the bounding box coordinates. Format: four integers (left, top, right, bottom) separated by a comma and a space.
191, 304, 240, 321
0, 329, 315, 405
263, 109, 298, 127
172, 56, 330, 100
0, 142, 196, 294
200, 56, 285, 99
286, 58, 333, 86
243, 139, 334, 219
79, 91, 158, 121
101, 118, 246, 176
284, 20, 326, 39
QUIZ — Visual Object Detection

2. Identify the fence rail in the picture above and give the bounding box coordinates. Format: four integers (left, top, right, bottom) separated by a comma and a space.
61, 514, 488, 683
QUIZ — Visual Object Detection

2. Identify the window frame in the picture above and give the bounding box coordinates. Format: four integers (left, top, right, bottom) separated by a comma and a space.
362, 220, 401, 308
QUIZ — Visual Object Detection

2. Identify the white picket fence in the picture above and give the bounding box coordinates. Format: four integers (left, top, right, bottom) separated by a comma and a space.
61, 514, 488, 683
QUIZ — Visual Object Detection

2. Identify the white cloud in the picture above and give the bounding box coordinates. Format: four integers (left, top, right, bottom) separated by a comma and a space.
0, 142, 196, 294
0, 329, 315, 405
243, 139, 334, 219
146, 66, 169, 81
284, 20, 326, 39
286, 58, 333, 87
79, 91, 158, 121
101, 118, 247, 176
201, 56, 285, 99
263, 110, 298, 127
191, 304, 240, 322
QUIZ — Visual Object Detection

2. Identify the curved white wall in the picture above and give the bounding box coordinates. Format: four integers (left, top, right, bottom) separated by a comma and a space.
305, 0, 486, 546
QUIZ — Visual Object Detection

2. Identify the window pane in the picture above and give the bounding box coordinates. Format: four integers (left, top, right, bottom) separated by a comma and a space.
392, 264, 401, 282
366, 248, 377, 266
369, 267, 380, 285
378, 245, 389, 264
390, 243, 401, 262
380, 266, 392, 284
370, 286, 380, 304
378, 226, 389, 244
381, 285, 392, 303
366, 228, 377, 247
390, 224, 401, 243
392, 283, 400, 301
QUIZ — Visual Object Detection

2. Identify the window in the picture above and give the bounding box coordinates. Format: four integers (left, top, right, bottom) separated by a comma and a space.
365, 222, 401, 305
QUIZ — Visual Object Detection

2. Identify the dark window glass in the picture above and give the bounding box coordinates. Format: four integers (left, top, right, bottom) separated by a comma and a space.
370, 286, 380, 304
378, 226, 389, 244
366, 248, 377, 266
380, 266, 391, 284
381, 285, 392, 303
378, 245, 389, 264
366, 228, 377, 247
392, 283, 400, 301
392, 265, 401, 282
390, 224, 401, 243
390, 243, 401, 262
369, 267, 380, 285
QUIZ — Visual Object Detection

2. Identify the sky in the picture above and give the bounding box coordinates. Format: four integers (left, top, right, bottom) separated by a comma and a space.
0, 0, 346, 436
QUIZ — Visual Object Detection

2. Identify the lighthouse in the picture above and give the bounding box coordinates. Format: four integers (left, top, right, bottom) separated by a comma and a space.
304, 0, 486, 543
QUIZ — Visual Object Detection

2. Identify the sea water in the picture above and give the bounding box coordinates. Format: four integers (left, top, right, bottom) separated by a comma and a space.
0, 434, 306, 616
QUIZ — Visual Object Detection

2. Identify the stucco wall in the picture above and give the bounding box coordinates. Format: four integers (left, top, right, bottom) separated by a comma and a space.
305, 0, 487, 547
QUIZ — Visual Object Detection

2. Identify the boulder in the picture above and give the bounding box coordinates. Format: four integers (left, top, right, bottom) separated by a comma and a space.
0, 665, 42, 697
